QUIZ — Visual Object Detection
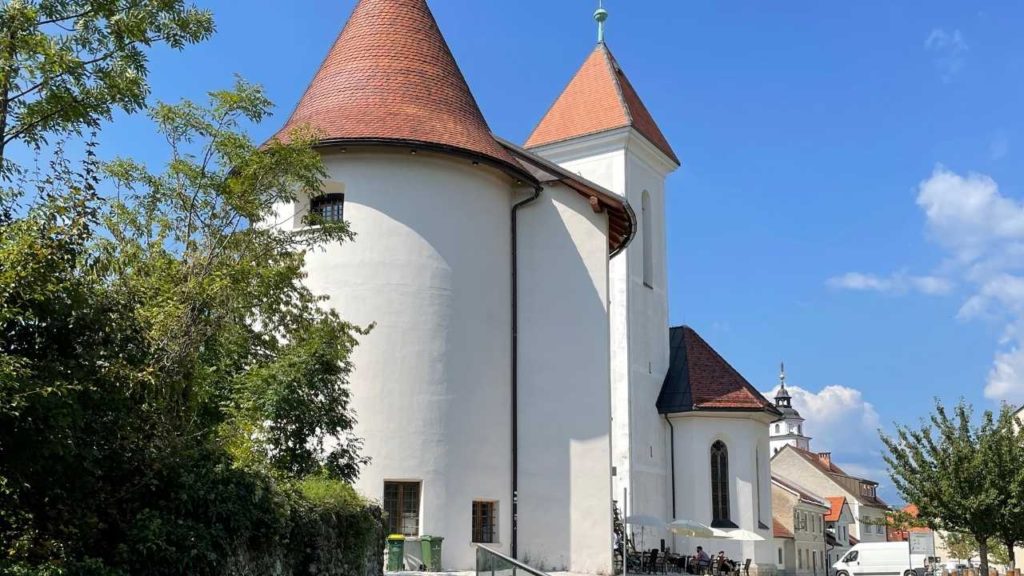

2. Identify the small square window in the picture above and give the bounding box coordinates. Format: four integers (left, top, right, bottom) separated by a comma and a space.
472, 501, 498, 543
310, 193, 345, 223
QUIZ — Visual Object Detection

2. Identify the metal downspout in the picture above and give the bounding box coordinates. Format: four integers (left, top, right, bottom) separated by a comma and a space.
664, 414, 677, 519
511, 184, 542, 560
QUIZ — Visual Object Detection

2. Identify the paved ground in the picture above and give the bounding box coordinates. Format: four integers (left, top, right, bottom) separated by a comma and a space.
391, 571, 601, 576
389, 565, 598, 569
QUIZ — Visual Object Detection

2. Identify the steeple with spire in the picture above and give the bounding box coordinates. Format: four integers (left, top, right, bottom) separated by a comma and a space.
769, 363, 812, 455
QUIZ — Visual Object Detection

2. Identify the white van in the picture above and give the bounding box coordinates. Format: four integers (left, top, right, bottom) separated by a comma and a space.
834, 542, 920, 576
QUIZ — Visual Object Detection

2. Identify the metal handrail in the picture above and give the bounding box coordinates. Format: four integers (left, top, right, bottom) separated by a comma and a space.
475, 545, 550, 576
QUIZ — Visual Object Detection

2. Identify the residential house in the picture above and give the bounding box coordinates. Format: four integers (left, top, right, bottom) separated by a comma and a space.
825, 497, 855, 572
772, 475, 831, 576
772, 446, 888, 544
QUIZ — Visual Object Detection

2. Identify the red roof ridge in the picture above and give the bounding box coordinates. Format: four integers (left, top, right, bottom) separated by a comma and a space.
272, 0, 523, 177
525, 44, 679, 164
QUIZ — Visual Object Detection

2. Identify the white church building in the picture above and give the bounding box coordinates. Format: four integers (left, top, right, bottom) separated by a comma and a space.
270, 0, 782, 572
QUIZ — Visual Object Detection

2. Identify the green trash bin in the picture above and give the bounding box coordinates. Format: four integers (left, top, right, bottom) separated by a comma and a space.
387, 535, 405, 571
428, 537, 443, 571
419, 536, 443, 571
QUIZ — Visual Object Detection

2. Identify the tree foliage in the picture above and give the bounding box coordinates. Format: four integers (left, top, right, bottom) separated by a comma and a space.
0, 80, 378, 575
882, 401, 1024, 575
0, 0, 214, 175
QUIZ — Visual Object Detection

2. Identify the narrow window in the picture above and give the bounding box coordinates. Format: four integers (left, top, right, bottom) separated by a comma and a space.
310, 193, 345, 223
472, 501, 498, 543
774, 424, 780, 433
384, 481, 421, 536
642, 191, 653, 288
710, 440, 730, 526
778, 548, 783, 565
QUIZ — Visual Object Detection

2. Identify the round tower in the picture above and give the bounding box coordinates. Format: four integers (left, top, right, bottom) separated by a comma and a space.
270, 0, 532, 568
769, 363, 811, 454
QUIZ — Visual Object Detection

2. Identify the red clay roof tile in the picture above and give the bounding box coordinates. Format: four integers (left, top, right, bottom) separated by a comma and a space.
825, 497, 847, 522
525, 44, 679, 164
273, 0, 520, 172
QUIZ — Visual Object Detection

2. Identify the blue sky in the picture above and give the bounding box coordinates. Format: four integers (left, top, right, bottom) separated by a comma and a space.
15, 0, 1024, 503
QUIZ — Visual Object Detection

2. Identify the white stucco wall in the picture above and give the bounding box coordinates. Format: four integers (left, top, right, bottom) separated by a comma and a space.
278, 148, 621, 571
283, 150, 514, 570
516, 182, 614, 573
530, 129, 676, 536
669, 413, 776, 574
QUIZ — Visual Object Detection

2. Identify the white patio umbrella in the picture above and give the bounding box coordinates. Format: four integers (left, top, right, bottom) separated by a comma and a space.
625, 515, 665, 560
626, 515, 666, 528
722, 528, 765, 542
668, 519, 715, 538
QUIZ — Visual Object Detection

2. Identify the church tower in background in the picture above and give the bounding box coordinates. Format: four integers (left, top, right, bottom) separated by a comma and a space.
769, 365, 812, 454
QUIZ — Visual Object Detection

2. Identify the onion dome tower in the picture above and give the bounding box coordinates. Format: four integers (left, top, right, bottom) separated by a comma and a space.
770, 363, 812, 454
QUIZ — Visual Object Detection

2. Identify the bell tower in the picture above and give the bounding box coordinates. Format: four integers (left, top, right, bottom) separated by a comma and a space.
525, 5, 680, 521
769, 364, 812, 454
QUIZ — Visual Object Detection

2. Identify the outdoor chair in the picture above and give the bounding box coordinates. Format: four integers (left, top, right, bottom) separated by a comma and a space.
742, 559, 752, 576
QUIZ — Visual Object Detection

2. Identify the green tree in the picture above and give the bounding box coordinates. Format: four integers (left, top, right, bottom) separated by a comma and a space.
0, 80, 376, 574
0, 0, 214, 174
942, 532, 977, 565
881, 400, 1005, 576
986, 405, 1024, 570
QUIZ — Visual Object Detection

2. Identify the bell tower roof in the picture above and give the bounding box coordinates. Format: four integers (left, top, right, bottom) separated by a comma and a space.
272, 0, 523, 176
524, 43, 679, 165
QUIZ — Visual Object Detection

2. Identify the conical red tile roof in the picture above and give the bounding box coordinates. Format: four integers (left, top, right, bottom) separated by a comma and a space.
525, 44, 679, 165
273, 0, 521, 173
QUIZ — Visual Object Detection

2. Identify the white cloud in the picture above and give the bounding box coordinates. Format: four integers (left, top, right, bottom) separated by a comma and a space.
837, 166, 1024, 403
827, 271, 953, 295
925, 28, 968, 82
985, 347, 1024, 404
765, 384, 881, 454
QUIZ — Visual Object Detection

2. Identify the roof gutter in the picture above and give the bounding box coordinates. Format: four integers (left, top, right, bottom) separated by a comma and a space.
511, 182, 543, 560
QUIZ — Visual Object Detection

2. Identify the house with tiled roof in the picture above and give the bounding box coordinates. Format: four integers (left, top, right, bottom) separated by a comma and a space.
772, 445, 889, 547
270, 0, 781, 572
771, 475, 832, 576
824, 497, 855, 571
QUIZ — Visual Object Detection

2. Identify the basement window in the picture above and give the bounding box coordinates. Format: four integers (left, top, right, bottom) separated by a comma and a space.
472, 501, 498, 543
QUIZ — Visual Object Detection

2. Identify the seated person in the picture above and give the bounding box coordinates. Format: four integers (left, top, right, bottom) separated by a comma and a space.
694, 547, 711, 572
716, 552, 735, 573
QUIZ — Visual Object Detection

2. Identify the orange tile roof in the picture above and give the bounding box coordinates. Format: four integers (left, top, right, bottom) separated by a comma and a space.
273, 0, 521, 175
774, 518, 794, 539
825, 497, 847, 522
525, 44, 679, 165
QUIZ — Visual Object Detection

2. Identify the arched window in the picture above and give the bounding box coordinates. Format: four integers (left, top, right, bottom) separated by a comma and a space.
774, 424, 780, 433
642, 191, 653, 288
710, 440, 730, 526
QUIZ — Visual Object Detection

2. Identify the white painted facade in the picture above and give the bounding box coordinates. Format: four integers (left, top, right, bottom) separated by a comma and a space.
528, 127, 674, 533
280, 149, 615, 571
529, 127, 778, 575
668, 413, 778, 573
